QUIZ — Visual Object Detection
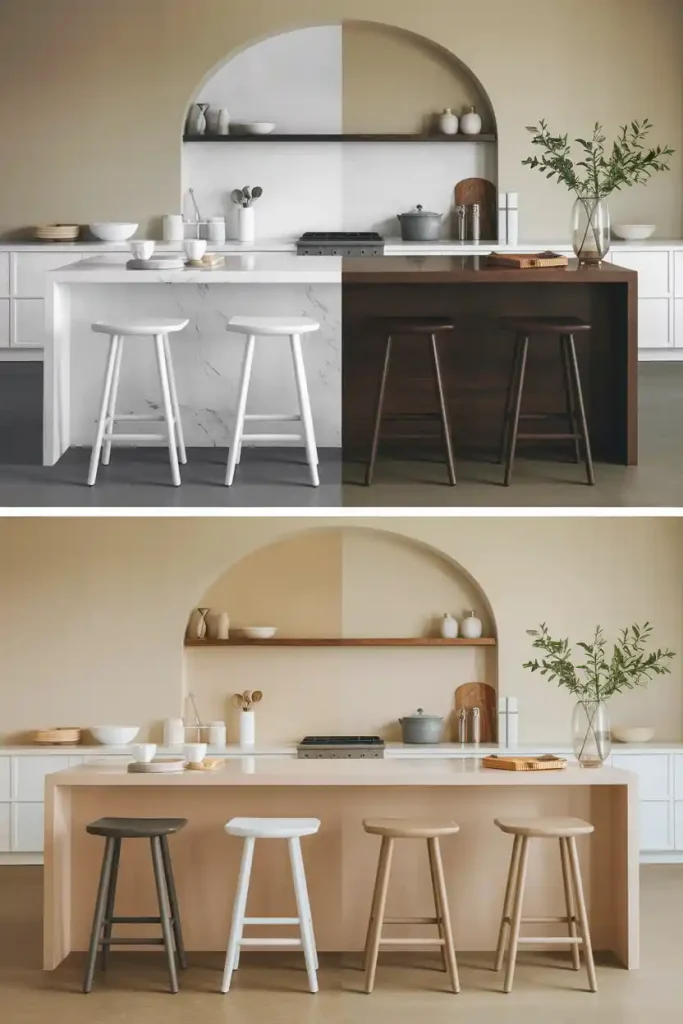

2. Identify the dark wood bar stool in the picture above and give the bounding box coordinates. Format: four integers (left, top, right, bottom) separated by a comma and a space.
366, 317, 457, 486
83, 817, 187, 994
499, 316, 595, 486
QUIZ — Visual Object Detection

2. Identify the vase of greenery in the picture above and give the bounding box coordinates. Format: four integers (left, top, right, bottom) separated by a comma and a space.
522, 120, 674, 265
524, 622, 674, 767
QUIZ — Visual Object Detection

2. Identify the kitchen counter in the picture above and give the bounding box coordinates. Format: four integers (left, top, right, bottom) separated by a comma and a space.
44, 757, 638, 969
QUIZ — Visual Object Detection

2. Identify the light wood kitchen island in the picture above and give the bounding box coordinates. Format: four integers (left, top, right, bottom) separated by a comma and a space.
44, 758, 638, 970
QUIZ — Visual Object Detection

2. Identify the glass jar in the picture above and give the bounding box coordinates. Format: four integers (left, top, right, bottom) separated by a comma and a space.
572, 699, 611, 767
572, 196, 610, 264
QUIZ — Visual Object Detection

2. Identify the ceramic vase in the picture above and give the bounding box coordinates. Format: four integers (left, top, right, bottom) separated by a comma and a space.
239, 711, 255, 748
216, 612, 230, 640
440, 613, 459, 639
460, 105, 482, 135
460, 611, 483, 639
439, 108, 459, 135
217, 107, 230, 135
186, 104, 206, 136
237, 206, 255, 243
186, 607, 209, 639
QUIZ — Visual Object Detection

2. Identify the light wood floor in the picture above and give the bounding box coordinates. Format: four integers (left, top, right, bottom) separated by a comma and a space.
1, 864, 681, 1022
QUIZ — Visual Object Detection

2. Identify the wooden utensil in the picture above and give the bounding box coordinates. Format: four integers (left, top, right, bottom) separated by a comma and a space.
454, 682, 497, 742
454, 178, 496, 240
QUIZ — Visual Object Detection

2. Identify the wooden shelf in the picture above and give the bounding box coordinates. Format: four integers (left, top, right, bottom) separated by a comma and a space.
183, 133, 497, 144
185, 637, 496, 648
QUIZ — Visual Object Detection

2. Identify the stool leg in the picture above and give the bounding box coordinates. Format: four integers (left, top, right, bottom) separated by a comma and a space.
221, 836, 255, 992
429, 837, 460, 994
160, 835, 187, 970
83, 836, 115, 993
567, 836, 597, 992
288, 836, 319, 993
503, 335, 529, 487
499, 335, 523, 464
567, 334, 595, 486
150, 836, 179, 993
559, 837, 581, 970
87, 335, 120, 486
365, 336, 392, 486
163, 334, 187, 465
363, 835, 388, 971
364, 835, 394, 993
100, 837, 121, 971
101, 337, 124, 467
430, 333, 457, 486
503, 834, 530, 993
426, 836, 448, 972
290, 334, 320, 487
153, 334, 181, 488
226, 335, 255, 486
494, 833, 522, 971
559, 336, 581, 464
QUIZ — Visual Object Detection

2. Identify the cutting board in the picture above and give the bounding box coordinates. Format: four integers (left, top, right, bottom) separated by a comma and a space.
454, 178, 496, 241
454, 682, 497, 742
486, 251, 568, 269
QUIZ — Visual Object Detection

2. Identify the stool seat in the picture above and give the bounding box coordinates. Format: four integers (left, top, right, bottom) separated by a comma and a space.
363, 817, 460, 839
92, 318, 189, 336
225, 816, 320, 839
500, 315, 591, 334
370, 317, 456, 335
227, 316, 320, 336
86, 817, 188, 838
495, 816, 594, 839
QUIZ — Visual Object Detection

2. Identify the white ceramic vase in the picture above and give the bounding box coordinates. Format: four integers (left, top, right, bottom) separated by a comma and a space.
239, 710, 256, 748
237, 206, 255, 243
460, 611, 483, 639
216, 612, 230, 640
460, 106, 482, 135
217, 107, 230, 135
186, 104, 206, 136
440, 613, 459, 639
439, 108, 459, 135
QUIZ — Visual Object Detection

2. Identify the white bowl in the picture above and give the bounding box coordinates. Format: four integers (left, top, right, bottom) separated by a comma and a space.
183, 239, 207, 261
243, 626, 278, 640
91, 725, 140, 745
132, 743, 157, 763
231, 122, 276, 136
612, 224, 656, 241
89, 222, 139, 242
611, 726, 655, 743
129, 240, 155, 260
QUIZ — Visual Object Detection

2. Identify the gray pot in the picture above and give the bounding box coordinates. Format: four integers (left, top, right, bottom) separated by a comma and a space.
399, 708, 445, 744
397, 205, 442, 241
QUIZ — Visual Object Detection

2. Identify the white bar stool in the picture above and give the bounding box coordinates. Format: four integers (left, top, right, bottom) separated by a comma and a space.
225, 316, 320, 487
88, 318, 188, 487
221, 816, 320, 994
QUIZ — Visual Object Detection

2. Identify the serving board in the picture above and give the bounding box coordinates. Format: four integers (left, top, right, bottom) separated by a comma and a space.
454, 682, 497, 742
482, 755, 567, 771
486, 251, 569, 269
454, 178, 496, 240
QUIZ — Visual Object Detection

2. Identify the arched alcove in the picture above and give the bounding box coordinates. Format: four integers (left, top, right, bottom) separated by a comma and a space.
183, 526, 498, 744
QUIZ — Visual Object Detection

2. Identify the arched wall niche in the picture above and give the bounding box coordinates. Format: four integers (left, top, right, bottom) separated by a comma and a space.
183, 526, 498, 744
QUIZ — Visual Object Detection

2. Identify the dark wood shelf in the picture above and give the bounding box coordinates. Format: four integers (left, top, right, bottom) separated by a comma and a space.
183, 133, 497, 144
185, 637, 496, 648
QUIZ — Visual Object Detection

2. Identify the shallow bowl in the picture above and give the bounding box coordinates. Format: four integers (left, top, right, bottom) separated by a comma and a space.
243, 626, 278, 640
91, 725, 140, 745
612, 224, 655, 241
231, 122, 276, 135
89, 222, 138, 242
611, 726, 654, 743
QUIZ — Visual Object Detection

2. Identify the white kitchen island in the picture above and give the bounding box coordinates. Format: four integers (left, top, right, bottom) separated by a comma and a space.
43, 254, 341, 465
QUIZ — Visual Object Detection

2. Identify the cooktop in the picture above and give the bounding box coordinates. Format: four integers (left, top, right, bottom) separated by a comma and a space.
297, 735, 385, 759
296, 232, 385, 256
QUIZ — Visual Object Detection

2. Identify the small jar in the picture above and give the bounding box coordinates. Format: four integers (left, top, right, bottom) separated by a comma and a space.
208, 721, 226, 749
460, 611, 483, 639
460, 105, 482, 135
439, 108, 459, 135
440, 612, 459, 639
207, 217, 226, 244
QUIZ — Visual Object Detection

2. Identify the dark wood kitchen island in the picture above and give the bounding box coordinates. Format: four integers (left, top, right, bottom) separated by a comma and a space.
342, 256, 638, 469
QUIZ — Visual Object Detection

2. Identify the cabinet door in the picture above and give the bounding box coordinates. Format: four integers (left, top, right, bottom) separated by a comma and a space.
0, 253, 9, 297
614, 251, 670, 297
12, 803, 44, 852
637, 298, 671, 349
12, 298, 45, 348
13, 252, 83, 298
0, 299, 9, 348
0, 804, 10, 852
673, 755, 683, 799
673, 252, 683, 296
0, 758, 9, 801
640, 800, 674, 851
672, 300, 683, 349
12, 755, 70, 801
611, 753, 671, 799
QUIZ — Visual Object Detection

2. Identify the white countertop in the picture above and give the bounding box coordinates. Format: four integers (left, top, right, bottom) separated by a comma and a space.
47, 253, 341, 284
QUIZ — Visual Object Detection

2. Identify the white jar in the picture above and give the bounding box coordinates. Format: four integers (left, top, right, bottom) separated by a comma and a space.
440, 612, 459, 639
239, 710, 255, 748
217, 107, 230, 135
162, 718, 185, 747
216, 611, 230, 640
208, 217, 226, 244
439, 108, 459, 135
237, 206, 255, 243
162, 214, 184, 242
208, 721, 226, 748
460, 610, 483, 639
460, 106, 482, 135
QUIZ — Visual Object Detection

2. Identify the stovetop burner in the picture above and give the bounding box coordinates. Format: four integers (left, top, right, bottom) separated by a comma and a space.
296, 232, 385, 256
297, 735, 385, 758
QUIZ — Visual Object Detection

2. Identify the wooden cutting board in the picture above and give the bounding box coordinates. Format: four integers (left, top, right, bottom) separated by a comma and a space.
454, 178, 496, 241
454, 682, 497, 742
486, 251, 568, 269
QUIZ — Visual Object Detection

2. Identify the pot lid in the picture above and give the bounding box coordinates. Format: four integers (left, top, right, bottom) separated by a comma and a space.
401, 708, 444, 721
399, 205, 442, 219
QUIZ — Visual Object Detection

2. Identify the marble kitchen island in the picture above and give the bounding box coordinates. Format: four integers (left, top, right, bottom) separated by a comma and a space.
44, 255, 341, 465
44, 758, 638, 970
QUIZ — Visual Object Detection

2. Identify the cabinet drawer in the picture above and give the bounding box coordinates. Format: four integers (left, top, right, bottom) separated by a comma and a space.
11, 755, 70, 801
13, 252, 83, 298
637, 298, 670, 349
614, 251, 669, 296
640, 800, 674, 851
12, 298, 46, 348
11, 803, 44, 852
0, 804, 10, 852
611, 753, 670, 799
0, 253, 9, 297
0, 299, 9, 348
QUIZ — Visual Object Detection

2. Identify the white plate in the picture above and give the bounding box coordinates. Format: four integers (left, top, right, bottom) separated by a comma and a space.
128, 758, 186, 773
126, 258, 185, 271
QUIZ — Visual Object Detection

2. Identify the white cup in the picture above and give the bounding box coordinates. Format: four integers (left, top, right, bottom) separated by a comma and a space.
184, 741, 207, 765
183, 239, 207, 261
129, 240, 155, 260
132, 743, 157, 763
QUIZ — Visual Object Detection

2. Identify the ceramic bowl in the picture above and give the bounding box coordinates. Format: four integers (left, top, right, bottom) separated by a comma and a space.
612, 224, 656, 240
132, 743, 157, 762
183, 239, 207, 261
611, 726, 655, 743
89, 222, 138, 242
231, 122, 276, 135
183, 742, 207, 765
91, 725, 140, 745
129, 240, 155, 260
243, 626, 278, 639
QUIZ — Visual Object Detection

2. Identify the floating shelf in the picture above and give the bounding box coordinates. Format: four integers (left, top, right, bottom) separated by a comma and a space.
185, 637, 496, 648
183, 133, 497, 144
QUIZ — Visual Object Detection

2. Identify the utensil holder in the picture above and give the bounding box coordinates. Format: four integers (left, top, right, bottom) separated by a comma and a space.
237, 206, 255, 243
239, 711, 255, 748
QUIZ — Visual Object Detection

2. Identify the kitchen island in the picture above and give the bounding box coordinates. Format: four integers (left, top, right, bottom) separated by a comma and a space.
44, 255, 341, 464
342, 256, 638, 466
44, 758, 638, 969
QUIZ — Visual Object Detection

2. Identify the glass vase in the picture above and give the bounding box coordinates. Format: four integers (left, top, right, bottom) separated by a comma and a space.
572, 196, 610, 264
572, 700, 611, 767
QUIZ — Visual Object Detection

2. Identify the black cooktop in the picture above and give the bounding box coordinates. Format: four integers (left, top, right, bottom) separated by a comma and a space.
300, 735, 384, 746
298, 232, 384, 243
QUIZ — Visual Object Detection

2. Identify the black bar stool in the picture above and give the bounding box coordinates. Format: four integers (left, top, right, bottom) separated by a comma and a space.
366, 317, 457, 486
83, 817, 187, 994
499, 316, 595, 486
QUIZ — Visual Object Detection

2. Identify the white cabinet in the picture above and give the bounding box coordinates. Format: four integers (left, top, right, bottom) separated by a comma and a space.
0, 299, 9, 348
11, 755, 70, 801
638, 299, 671, 349
0, 804, 10, 852
614, 250, 669, 297
0, 758, 10, 801
640, 801, 674, 851
0, 253, 9, 297
12, 298, 46, 349
674, 755, 683, 797
612, 752, 673, 852
612, 753, 670, 799
12, 803, 44, 852
12, 252, 82, 298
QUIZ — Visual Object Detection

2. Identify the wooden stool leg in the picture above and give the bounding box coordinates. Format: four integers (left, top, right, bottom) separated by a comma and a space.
221, 836, 255, 992
226, 335, 256, 486
289, 836, 319, 993
83, 836, 115, 993
153, 334, 181, 488
567, 334, 595, 485
160, 834, 187, 970
364, 835, 394, 993
365, 336, 392, 486
427, 836, 447, 972
100, 837, 121, 971
430, 334, 456, 486
494, 833, 522, 971
101, 337, 124, 466
150, 836, 179, 994
503, 834, 530, 993
559, 336, 581, 464
429, 837, 460, 994
87, 335, 120, 486
163, 334, 187, 465
499, 335, 523, 464
503, 335, 529, 486
567, 837, 597, 992
559, 837, 581, 970
364, 836, 388, 971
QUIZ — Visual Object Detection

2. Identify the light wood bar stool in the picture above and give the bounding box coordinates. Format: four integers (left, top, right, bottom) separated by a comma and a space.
362, 818, 460, 994
493, 816, 597, 993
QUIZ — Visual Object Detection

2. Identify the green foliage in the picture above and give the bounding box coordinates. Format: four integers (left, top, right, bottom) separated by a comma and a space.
523, 622, 675, 702
523, 119, 674, 198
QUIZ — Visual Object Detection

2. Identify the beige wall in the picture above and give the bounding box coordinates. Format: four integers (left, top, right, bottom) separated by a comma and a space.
0, 516, 681, 745
0, 0, 680, 238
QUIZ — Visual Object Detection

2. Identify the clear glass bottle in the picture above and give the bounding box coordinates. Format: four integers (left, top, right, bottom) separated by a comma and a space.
572, 699, 611, 767
572, 195, 610, 264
